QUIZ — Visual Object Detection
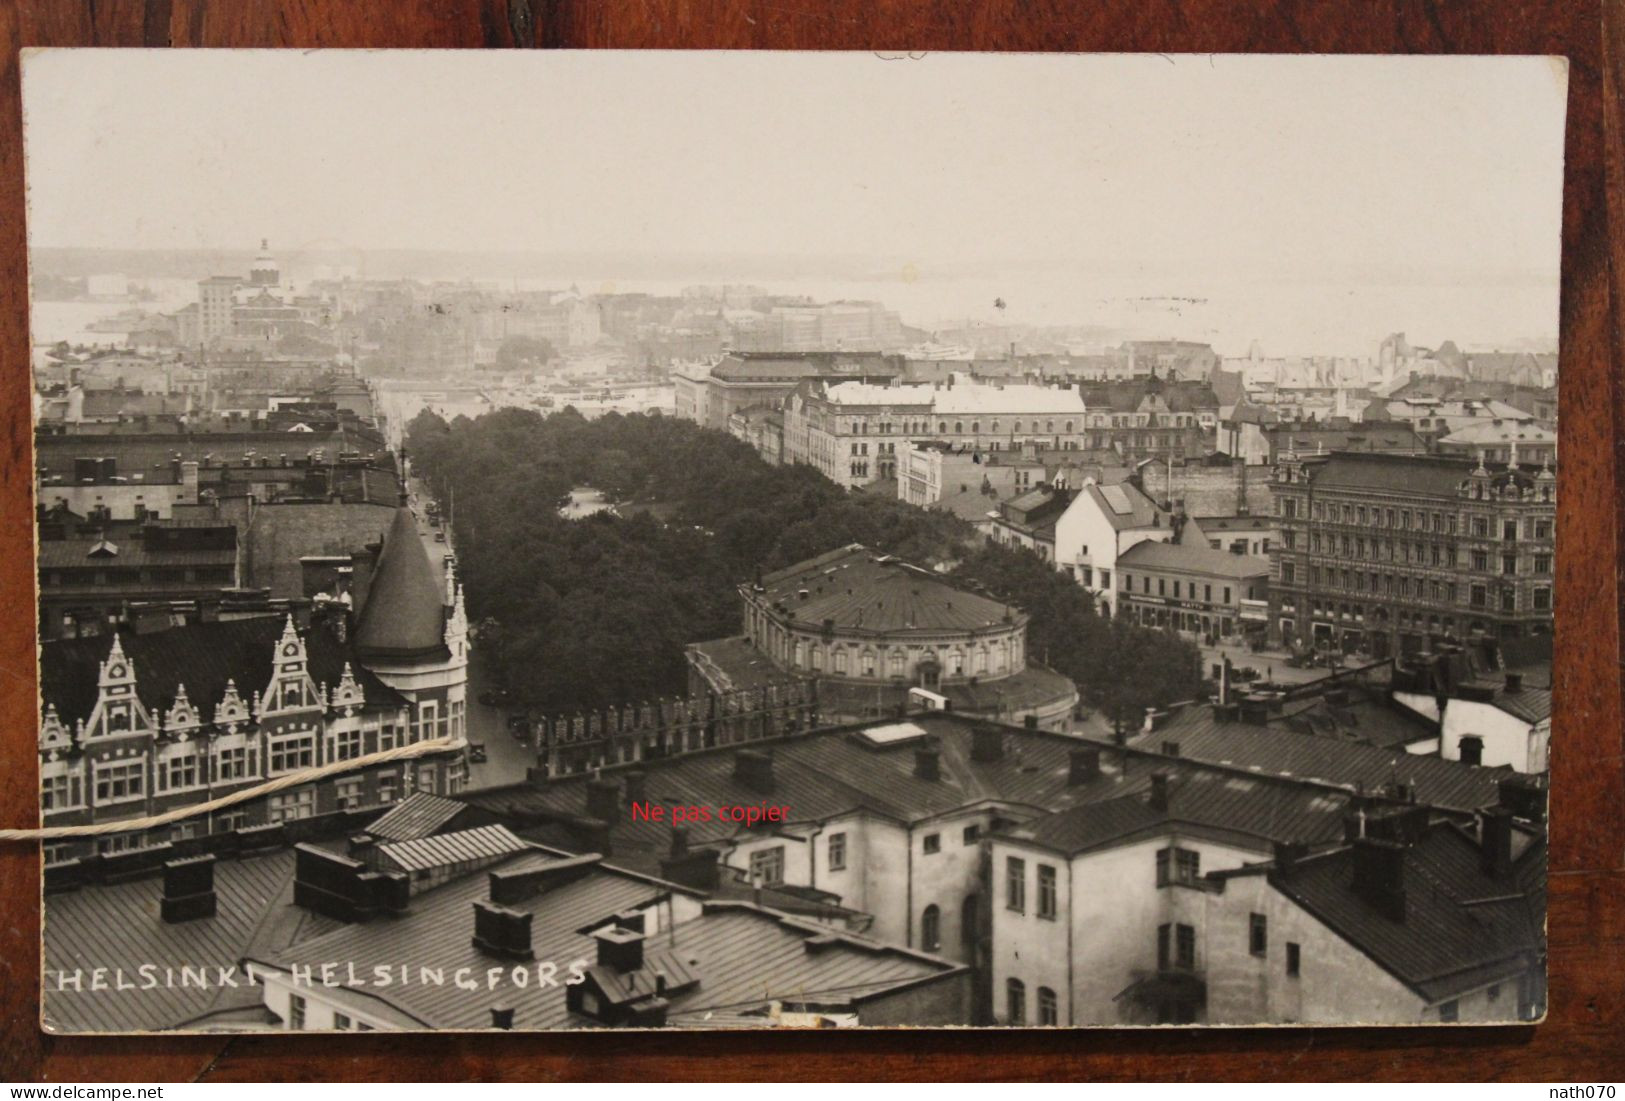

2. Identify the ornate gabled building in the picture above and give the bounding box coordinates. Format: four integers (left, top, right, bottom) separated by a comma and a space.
38, 504, 469, 866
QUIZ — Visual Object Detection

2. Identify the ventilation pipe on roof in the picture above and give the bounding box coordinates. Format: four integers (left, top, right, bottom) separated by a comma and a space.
1149, 772, 1171, 812
160, 854, 217, 924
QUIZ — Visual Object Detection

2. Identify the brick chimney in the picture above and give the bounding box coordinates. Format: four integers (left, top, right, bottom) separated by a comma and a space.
659, 828, 720, 891
1458, 734, 1484, 767
1351, 837, 1407, 922
1504, 671, 1524, 693
1068, 746, 1101, 785
160, 854, 217, 923
914, 744, 941, 781
594, 924, 645, 973
1149, 772, 1171, 812
489, 1005, 515, 1030
585, 777, 621, 824
623, 770, 648, 806
471, 899, 535, 960
971, 725, 1005, 762
1479, 805, 1515, 878
734, 749, 775, 794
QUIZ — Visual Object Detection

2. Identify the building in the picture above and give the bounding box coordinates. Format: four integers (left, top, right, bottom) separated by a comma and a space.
1435, 420, 1557, 467
687, 544, 1078, 730
37, 517, 239, 640
1073, 375, 1219, 465
1114, 540, 1270, 643
1268, 452, 1556, 657
726, 405, 785, 465
457, 695, 1531, 1027
986, 485, 1074, 563
683, 352, 902, 432
1181, 513, 1276, 558
782, 377, 1089, 490
36, 503, 471, 866
987, 764, 1543, 1026
246, 842, 968, 1030
1051, 480, 1172, 614
1389, 648, 1553, 774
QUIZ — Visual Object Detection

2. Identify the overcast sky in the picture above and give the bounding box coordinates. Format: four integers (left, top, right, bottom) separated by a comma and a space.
22, 50, 1567, 351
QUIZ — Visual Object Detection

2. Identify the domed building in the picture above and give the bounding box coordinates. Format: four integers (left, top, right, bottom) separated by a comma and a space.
687, 544, 1077, 730
248, 238, 281, 287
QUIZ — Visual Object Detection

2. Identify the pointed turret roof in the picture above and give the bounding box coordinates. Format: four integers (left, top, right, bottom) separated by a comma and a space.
354, 506, 449, 664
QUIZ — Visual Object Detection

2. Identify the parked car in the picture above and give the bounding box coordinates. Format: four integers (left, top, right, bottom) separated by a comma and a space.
434, 531, 446, 542
467, 742, 487, 763
507, 713, 530, 734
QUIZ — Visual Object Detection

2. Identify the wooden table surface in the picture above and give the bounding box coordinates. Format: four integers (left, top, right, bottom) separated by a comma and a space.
0, 0, 1621, 1081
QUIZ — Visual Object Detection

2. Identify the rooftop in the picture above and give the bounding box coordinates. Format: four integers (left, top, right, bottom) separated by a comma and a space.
1116, 539, 1270, 580
353, 506, 449, 664
1080, 481, 1165, 532
1269, 821, 1545, 1004
39, 614, 404, 731
754, 545, 1017, 635
255, 849, 959, 1030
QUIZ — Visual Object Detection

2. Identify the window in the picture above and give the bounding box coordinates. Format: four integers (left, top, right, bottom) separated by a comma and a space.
921, 905, 941, 951
1470, 584, 1487, 608
1005, 856, 1026, 912
1439, 1000, 1459, 1023
1534, 587, 1551, 611
288, 995, 306, 1030
1249, 913, 1268, 957
269, 733, 315, 774
1156, 846, 1200, 887
41, 774, 73, 812
1037, 864, 1057, 920
1503, 520, 1518, 542
1176, 924, 1196, 970
827, 832, 847, 871
269, 788, 315, 823
164, 755, 200, 791
923, 833, 941, 855
1502, 554, 1518, 576
336, 778, 364, 810
216, 746, 250, 782
1472, 550, 1489, 571
962, 824, 980, 846
94, 761, 145, 804
1286, 942, 1301, 977
750, 846, 785, 887
378, 773, 398, 804
1007, 979, 1026, 1025
334, 729, 364, 761
333, 1012, 353, 1030
1037, 986, 1059, 1026
1534, 553, 1551, 574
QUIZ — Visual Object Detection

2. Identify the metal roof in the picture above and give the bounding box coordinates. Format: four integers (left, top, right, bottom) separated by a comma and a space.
375, 824, 530, 873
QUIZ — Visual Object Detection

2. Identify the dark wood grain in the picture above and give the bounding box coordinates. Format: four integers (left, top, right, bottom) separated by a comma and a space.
1, 0, 1621, 1082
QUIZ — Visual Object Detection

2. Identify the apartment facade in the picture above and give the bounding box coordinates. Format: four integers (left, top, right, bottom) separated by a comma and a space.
1268, 452, 1555, 657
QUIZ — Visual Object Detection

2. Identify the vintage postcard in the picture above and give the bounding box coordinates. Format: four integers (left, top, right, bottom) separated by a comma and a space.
22, 50, 1562, 1031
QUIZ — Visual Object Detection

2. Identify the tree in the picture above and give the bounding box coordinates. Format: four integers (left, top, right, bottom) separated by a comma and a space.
494, 334, 556, 370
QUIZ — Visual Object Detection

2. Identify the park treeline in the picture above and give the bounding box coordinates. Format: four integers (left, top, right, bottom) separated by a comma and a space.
405, 406, 1202, 727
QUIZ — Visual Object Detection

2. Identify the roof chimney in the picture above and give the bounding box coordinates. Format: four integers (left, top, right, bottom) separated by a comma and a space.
160, 854, 217, 923
489, 1005, 516, 1030
1479, 806, 1515, 878
1497, 774, 1548, 823
585, 777, 621, 824
471, 899, 535, 960
1272, 841, 1308, 874
623, 770, 648, 807
734, 749, 775, 794
1149, 772, 1171, 813
594, 924, 645, 973
1504, 671, 1524, 693
1351, 837, 1407, 922
914, 744, 941, 781
659, 832, 720, 891
971, 725, 1005, 762
1458, 734, 1484, 767
1068, 746, 1101, 785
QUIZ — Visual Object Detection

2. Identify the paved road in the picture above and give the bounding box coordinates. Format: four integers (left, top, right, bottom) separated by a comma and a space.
1195, 639, 1337, 690
463, 648, 537, 791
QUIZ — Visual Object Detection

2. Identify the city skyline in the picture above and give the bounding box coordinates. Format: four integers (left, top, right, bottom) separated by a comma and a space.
23, 51, 1565, 353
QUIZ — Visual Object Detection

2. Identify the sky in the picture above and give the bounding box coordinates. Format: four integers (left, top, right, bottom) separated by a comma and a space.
21, 50, 1567, 354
